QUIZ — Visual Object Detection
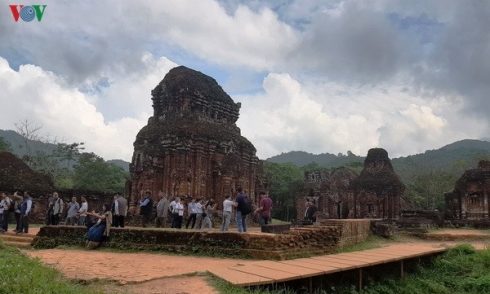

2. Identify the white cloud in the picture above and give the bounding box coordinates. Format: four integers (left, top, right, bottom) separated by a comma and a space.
1, 0, 489, 163
237, 73, 488, 159
0, 55, 176, 161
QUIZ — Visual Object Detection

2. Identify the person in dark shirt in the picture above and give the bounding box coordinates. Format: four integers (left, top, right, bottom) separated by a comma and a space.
304, 200, 318, 223
254, 191, 273, 227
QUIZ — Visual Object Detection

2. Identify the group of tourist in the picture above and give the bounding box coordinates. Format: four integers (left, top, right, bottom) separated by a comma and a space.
1, 188, 276, 250
0, 191, 32, 234
141, 187, 273, 232
46, 192, 89, 226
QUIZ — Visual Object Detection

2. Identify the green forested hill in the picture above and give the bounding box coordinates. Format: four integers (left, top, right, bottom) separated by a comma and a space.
267, 150, 364, 167
266, 139, 490, 172
0, 129, 130, 172
265, 139, 490, 211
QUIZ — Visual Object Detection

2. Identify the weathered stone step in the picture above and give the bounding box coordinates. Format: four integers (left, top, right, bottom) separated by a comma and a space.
3, 241, 32, 248
0, 234, 34, 243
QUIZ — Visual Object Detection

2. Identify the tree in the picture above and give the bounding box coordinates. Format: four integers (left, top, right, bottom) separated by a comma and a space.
14, 119, 85, 188
404, 161, 470, 211
301, 162, 322, 171
15, 119, 42, 166
263, 161, 304, 221
0, 137, 13, 153
73, 152, 129, 193
343, 161, 363, 173
53, 142, 85, 169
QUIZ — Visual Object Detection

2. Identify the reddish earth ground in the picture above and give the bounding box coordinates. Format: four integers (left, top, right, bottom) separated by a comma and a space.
23, 228, 490, 294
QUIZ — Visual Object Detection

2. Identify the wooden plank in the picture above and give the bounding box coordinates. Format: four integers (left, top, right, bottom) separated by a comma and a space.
367, 248, 445, 258
309, 256, 370, 268
228, 264, 300, 283
253, 260, 322, 278
278, 260, 343, 274
331, 253, 398, 265
209, 244, 447, 288
208, 267, 274, 287
299, 257, 362, 270
351, 251, 405, 261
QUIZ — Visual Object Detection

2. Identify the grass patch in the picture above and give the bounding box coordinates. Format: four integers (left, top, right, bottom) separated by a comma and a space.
0, 240, 108, 294
335, 235, 396, 253
341, 244, 490, 294
270, 218, 292, 225
210, 276, 297, 294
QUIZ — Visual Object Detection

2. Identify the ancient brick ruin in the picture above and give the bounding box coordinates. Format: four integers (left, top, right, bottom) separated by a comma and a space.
129, 66, 264, 211
349, 148, 404, 219
446, 160, 490, 220
297, 148, 405, 220
34, 219, 373, 259
0, 152, 54, 192
297, 167, 358, 221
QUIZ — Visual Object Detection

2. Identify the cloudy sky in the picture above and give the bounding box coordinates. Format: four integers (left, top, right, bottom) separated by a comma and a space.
1, 0, 489, 162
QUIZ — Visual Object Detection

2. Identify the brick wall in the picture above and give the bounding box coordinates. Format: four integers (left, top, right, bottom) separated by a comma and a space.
34, 225, 343, 260
319, 219, 372, 247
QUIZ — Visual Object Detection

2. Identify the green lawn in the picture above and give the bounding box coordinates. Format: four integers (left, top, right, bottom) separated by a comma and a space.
0, 240, 105, 294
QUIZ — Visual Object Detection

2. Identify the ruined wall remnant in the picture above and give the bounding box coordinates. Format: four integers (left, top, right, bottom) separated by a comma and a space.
296, 167, 358, 221
296, 148, 405, 221
446, 160, 490, 220
129, 66, 263, 211
349, 148, 405, 219
0, 152, 54, 192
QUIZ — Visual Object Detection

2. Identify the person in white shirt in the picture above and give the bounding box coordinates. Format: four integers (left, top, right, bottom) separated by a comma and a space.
193, 199, 204, 229
49, 192, 63, 225
78, 196, 88, 226
114, 193, 128, 228
0, 193, 7, 233
173, 197, 184, 229
169, 198, 177, 228
65, 197, 80, 226
185, 198, 198, 229
220, 195, 234, 231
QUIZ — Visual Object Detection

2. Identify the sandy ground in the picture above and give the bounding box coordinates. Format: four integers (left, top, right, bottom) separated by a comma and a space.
26, 248, 255, 294
23, 228, 490, 294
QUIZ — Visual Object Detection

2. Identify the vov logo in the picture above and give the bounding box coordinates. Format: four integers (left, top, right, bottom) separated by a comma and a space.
9, 5, 47, 22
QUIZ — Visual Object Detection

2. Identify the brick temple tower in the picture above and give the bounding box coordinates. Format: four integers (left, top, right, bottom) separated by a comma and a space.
128, 66, 263, 210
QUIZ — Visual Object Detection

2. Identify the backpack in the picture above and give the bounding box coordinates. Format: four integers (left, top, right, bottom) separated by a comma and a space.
241, 196, 253, 215
7, 198, 15, 213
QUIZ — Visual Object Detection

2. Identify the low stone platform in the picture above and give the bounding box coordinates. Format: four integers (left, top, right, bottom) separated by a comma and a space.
421, 229, 490, 241
33, 225, 344, 259
261, 224, 291, 234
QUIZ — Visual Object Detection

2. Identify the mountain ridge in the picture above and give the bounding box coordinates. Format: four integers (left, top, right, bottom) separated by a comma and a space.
0, 129, 130, 172
266, 139, 490, 168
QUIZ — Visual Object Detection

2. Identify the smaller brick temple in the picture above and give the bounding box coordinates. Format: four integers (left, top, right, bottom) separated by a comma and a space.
296, 148, 405, 220
445, 160, 490, 220
297, 167, 358, 220
129, 66, 264, 211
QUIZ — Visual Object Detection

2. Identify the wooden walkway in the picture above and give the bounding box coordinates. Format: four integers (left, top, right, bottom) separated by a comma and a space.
208, 244, 446, 289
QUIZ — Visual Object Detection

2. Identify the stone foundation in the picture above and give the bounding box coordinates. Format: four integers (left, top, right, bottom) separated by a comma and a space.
319, 219, 373, 247
33, 225, 343, 260
34, 219, 374, 259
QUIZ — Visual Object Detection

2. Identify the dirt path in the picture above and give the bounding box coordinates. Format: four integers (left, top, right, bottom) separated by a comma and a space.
26, 249, 253, 294
24, 228, 490, 294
